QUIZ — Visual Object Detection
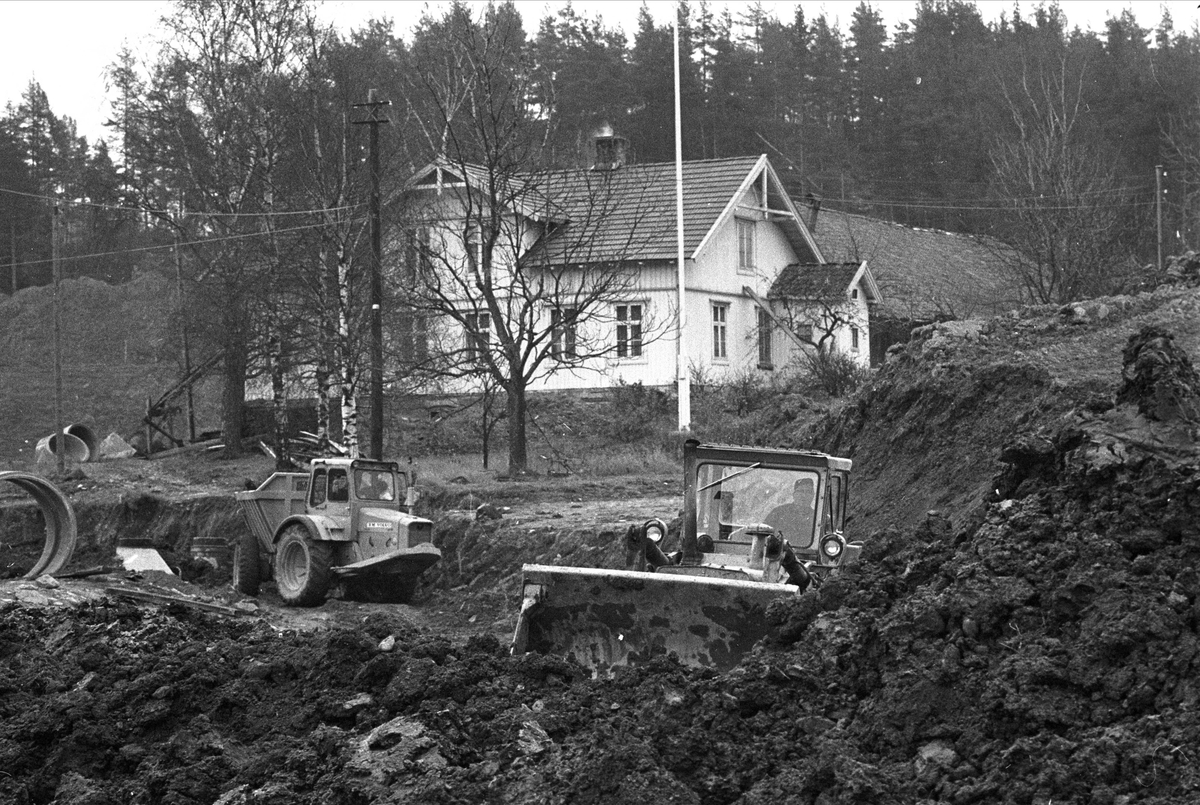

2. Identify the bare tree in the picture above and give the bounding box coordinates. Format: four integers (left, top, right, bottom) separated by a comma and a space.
396, 3, 661, 474
988, 59, 1147, 304
120, 0, 316, 456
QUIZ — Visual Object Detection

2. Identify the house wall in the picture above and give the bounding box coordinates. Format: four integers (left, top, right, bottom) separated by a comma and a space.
810, 283, 871, 367
397, 167, 868, 396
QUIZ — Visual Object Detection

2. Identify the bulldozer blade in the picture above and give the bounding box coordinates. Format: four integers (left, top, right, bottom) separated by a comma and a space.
512, 564, 799, 675
331, 543, 441, 580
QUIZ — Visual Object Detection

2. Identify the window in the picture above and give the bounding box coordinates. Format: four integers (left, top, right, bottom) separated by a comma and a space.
757, 308, 773, 368
464, 311, 491, 362
851, 288, 859, 299
551, 307, 578, 362
465, 222, 496, 276
851, 326, 860, 351
328, 468, 350, 502
404, 227, 432, 282
737, 218, 755, 272
310, 468, 327, 506
712, 303, 728, 360
615, 303, 643, 358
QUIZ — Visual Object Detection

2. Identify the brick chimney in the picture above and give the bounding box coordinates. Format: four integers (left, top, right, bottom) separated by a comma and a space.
591, 123, 627, 171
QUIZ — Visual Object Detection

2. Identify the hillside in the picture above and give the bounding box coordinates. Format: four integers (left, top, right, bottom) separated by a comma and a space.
0, 281, 1198, 803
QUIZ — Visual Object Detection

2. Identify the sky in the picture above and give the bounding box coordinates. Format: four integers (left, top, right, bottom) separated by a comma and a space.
0, 0, 1193, 146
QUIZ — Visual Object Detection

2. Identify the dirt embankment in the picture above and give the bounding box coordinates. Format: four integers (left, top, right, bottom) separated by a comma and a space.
1, 286, 1199, 804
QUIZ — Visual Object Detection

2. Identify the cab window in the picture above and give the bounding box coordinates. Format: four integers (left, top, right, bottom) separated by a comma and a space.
328, 469, 350, 502
310, 468, 328, 506
825, 475, 843, 532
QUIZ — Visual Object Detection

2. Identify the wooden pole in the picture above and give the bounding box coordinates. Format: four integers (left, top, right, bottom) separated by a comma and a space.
352, 90, 391, 460
1156, 165, 1164, 274
174, 232, 196, 442
52, 205, 64, 475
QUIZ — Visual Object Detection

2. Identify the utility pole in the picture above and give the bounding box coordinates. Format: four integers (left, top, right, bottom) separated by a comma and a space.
52, 205, 64, 475
1155, 165, 1164, 274
9, 220, 17, 294
353, 89, 391, 460
174, 231, 196, 443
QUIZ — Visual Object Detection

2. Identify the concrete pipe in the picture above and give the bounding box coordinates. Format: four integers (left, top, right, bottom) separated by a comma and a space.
35, 432, 89, 464
0, 471, 78, 579
64, 424, 99, 461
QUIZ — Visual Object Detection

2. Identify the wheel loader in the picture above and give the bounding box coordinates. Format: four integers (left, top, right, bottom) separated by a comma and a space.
511, 439, 860, 674
232, 458, 441, 606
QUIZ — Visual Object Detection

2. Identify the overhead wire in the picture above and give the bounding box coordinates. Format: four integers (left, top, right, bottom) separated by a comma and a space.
0, 184, 364, 218
10, 217, 368, 269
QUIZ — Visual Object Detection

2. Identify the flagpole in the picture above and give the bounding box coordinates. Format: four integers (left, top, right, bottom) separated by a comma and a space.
674, 11, 690, 432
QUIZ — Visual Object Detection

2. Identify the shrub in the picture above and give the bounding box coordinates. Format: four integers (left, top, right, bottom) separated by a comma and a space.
803, 349, 872, 397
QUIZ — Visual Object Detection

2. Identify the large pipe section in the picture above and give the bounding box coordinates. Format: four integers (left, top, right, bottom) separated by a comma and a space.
34, 423, 100, 463
0, 471, 77, 578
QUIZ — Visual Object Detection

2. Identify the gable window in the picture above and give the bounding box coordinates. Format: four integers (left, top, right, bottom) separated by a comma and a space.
712, 302, 729, 360
615, 303, 643, 359
463, 310, 491, 362
551, 307, 578, 362
851, 326, 860, 352
737, 218, 756, 273
757, 308, 773, 369
851, 288, 859, 299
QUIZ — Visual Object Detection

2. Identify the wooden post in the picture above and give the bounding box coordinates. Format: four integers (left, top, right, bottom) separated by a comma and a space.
1156, 165, 1164, 274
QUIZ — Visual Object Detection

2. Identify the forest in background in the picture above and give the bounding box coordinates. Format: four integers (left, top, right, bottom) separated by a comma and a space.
2, 0, 1199, 469
4, 1, 1199, 291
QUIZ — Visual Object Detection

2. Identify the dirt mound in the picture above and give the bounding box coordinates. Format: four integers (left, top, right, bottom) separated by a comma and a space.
2, 290, 1200, 803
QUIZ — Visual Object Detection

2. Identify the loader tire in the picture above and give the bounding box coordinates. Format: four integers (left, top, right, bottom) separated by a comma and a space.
232, 531, 261, 596
347, 575, 418, 604
274, 525, 333, 607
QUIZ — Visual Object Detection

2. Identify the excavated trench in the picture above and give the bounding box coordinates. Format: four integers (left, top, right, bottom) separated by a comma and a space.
2, 293, 1200, 804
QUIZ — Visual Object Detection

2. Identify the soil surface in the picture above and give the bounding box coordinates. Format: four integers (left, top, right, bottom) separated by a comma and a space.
2, 282, 1200, 804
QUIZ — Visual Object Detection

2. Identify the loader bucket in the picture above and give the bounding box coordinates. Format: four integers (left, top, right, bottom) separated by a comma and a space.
511, 564, 799, 675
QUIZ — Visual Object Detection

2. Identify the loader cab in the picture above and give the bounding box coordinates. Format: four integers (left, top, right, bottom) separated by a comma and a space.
308, 460, 410, 513
684, 440, 852, 566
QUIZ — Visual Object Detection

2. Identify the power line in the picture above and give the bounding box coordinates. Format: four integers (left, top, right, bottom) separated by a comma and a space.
10, 217, 367, 269
0, 184, 364, 218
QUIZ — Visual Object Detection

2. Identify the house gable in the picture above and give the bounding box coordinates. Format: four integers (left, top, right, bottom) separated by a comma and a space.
694, 156, 824, 267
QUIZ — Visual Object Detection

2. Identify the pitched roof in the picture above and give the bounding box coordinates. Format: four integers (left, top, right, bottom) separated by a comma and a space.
809, 207, 1027, 320
415, 155, 822, 267
770, 263, 864, 300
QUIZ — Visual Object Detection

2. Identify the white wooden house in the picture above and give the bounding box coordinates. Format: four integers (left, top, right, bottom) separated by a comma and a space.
396, 152, 880, 394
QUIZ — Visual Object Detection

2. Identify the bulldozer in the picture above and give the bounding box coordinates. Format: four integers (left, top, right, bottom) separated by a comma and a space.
232, 457, 441, 606
511, 439, 860, 674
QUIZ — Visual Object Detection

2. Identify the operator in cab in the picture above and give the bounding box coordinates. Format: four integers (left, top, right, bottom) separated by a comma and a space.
763, 476, 816, 545
356, 469, 395, 501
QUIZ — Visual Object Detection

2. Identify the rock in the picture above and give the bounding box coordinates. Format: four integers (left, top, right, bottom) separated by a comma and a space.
379, 635, 396, 652
476, 503, 502, 521
518, 720, 552, 755
1116, 326, 1199, 423
917, 740, 960, 770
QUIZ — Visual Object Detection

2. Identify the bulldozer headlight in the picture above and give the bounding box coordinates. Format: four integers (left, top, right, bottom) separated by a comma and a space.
643, 519, 668, 545
821, 535, 844, 559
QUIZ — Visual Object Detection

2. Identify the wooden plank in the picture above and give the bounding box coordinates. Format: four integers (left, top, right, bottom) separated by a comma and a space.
105, 586, 250, 616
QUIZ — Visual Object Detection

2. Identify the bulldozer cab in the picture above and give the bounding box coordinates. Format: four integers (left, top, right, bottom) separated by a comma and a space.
687, 442, 850, 558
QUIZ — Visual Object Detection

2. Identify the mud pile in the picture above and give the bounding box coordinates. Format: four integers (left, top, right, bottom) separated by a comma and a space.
2, 300, 1200, 803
